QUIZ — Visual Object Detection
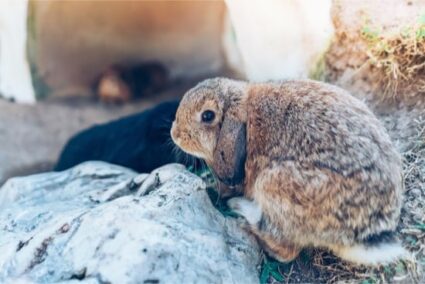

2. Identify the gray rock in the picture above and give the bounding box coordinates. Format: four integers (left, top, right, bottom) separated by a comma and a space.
0, 162, 260, 283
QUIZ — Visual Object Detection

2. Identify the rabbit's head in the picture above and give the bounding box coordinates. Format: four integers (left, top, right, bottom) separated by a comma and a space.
171, 78, 248, 188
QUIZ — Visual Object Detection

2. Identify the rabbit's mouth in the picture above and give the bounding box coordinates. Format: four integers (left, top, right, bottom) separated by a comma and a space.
170, 122, 208, 161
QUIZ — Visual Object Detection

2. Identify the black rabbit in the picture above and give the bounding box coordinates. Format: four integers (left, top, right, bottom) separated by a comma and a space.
55, 101, 199, 173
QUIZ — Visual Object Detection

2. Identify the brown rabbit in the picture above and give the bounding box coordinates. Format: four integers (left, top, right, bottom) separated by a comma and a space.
171, 78, 407, 265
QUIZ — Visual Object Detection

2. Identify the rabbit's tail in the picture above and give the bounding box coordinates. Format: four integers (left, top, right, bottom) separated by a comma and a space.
331, 231, 409, 265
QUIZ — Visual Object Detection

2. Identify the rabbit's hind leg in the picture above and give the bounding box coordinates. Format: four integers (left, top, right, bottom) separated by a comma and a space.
256, 232, 301, 263
228, 197, 301, 262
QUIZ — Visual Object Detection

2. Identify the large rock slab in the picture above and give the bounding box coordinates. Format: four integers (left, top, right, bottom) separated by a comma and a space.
0, 162, 260, 283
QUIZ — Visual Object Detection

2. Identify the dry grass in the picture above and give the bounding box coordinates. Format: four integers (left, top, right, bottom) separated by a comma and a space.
398, 116, 425, 281
360, 17, 425, 100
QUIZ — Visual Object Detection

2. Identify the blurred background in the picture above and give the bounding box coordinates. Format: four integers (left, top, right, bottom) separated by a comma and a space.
1, 0, 236, 182
0, 0, 423, 183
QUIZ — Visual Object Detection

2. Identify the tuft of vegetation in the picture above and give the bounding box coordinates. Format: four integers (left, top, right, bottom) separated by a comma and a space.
187, 165, 238, 217
360, 15, 425, 100
309, 52, 327, 81
260, 257, 285, 284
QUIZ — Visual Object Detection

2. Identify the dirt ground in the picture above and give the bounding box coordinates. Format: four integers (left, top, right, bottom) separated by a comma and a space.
0, 80, 196, 185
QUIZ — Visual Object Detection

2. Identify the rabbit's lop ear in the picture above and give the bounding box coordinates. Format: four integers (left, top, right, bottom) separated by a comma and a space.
213, 116, 246, 186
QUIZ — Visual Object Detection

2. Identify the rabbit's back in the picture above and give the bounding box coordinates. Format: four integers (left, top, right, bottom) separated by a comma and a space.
244, 80, 403, 245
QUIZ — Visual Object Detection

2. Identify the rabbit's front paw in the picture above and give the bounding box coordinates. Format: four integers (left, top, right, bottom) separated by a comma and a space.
227, 197, 262, 225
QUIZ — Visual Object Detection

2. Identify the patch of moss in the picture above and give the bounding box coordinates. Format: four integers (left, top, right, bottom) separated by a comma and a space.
308, 38, 333, 81
308, 53, 327, 81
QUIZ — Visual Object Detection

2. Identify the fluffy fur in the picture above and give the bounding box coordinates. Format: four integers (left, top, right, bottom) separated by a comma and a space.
171, 78, 406, 265
330, 242, 408, 265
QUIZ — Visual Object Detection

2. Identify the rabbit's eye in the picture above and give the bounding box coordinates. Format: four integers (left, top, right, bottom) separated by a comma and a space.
201, 110, 215, 123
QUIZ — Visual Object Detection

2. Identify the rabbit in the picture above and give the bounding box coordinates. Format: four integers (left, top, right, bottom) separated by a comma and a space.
55, 101, 200, 173
170, 78, 407, 265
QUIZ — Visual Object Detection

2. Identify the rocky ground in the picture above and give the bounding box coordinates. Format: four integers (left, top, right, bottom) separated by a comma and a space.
0, 162, 261, 283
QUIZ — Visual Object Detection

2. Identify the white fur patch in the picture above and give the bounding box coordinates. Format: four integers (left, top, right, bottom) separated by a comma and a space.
332, 242, 410, 265
227, 197, 262, 225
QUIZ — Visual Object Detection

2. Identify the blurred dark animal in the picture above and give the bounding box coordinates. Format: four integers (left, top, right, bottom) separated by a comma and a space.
55, 101, 199, 173
96, 62, 168, 104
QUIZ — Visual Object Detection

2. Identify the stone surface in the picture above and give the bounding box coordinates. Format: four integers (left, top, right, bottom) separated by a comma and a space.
0, 162, 260, 283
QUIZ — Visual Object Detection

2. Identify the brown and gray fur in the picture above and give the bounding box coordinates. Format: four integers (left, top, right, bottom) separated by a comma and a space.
171, 78, 406, 265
